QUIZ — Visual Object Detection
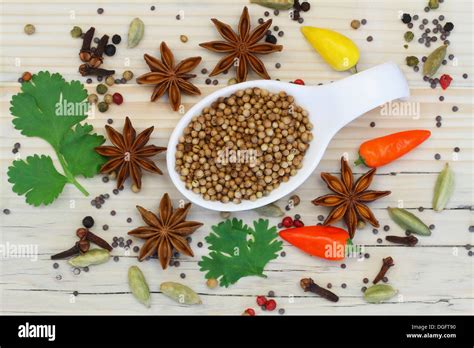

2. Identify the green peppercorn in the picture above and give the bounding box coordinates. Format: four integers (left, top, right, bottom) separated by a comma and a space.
428, 0, 439, 10
70, 26, 82, 38
228, 78, 237, 85
24, 24, 35, 35
404, 31, 414, 43
406, 56, 419, 67
88, 93, 98, 104
104, 94, 113, 104
98, 101, 109, 113
105, 76, 115, 86
122, 70, 134, 81
96, 83, 108, 95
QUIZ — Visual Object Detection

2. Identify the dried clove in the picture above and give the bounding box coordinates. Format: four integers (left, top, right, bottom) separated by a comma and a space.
51, 240, 90, 260
300, 278, 339, 302
385, 235, 418, 246
79, 27, 95, 63
79, 64, 115, 77
76, 228, 113, 251
373, 257, 394, 284
89, 34, 109, 68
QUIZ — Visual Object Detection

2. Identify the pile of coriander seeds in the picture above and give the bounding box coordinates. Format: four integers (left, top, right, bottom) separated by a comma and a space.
175, 88, 313, 203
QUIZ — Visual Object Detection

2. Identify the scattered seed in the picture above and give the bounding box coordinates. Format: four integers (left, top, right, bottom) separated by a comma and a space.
127, 218, 132, 223
366, 36, 373, 42
24, 24, 36, 35
180, 35, 188, 43
351, 20, 361, 30
97, 8, 104, 14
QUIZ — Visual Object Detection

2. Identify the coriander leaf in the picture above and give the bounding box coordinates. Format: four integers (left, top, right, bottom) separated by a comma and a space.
60, 123, 106, 178
10, 71, 88, 149
7, 155, 68, 206
199, 218, 282, 287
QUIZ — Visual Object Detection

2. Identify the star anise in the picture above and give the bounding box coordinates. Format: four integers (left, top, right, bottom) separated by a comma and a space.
312, 157, 391, 239
199, 6, 283, 82
95, 117, 166, 190
136, 42, 202, 111
128, 193, 203, 269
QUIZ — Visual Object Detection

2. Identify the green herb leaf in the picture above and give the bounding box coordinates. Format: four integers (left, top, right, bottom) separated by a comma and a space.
199, 218, 282, 287
60, 123, 106, 178
7, 155, 68, 206
8, 71, 105, 205
10, 71, 88, 149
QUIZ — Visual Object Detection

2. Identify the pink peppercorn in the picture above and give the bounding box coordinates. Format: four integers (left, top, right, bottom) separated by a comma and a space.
112, 92, 123, 105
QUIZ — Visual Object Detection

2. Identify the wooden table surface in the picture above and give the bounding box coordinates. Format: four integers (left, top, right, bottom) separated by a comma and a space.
0, 0, 473, 315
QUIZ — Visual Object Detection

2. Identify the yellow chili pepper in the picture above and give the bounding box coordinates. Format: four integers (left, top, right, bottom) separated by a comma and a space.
301, 26, 360, 73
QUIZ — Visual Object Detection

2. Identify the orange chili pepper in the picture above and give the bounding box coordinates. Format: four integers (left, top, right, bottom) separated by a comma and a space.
354, 130, 431, 168
279, 225, 351, 261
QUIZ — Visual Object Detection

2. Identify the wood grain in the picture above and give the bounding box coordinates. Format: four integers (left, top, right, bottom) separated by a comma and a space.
0, 0, 473, 315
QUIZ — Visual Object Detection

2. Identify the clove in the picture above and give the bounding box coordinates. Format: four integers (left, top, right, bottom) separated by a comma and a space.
300, 278, 339, 302
385, 235, 418, 246
79, 64, 115, 77
76, 228, 113, 251
373, 257, 394, 284
79, 27, 95, 63
89, 34, 109, 68
51, 240, 90, 260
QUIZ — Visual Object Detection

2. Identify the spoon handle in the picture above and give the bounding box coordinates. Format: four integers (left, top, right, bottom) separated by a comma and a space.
305, 62, 410, 137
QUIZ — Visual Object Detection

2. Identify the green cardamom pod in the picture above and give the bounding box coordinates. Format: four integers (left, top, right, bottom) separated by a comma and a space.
128, 266, 151, 308
388, 207, 431, 236
404, 31, 414, 43
432, 163, 454, 212
364, 284, 397, 303
406, 56, 419, 67
128, 18, 144, 48
423, 45, 447, 77
249, 0, 295, 10
254, 203, 284, 217
68, 249, 110, 267
428, 0, 439, 10
160, 282, 202, 305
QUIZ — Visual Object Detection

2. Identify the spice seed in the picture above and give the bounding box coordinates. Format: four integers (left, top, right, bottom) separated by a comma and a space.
435, 153, 441, 160
3, 208, 11, 215
366, 36, 373, 42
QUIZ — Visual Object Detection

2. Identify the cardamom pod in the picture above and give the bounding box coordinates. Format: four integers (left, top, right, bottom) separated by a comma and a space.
423, 45, 447, 77
388, 207, 431, 236
68, 249, 110, 267
432, 163, 454, 212
254, 203, 284, 217
128, 18, 144, 48
428, 0, 439, 10
364, 284, 397, 303
128, 266, 151, 308
249, 0, 295, 10
406, 56, 419, 67
404, 31, 414, 43
160, 282, 202, 305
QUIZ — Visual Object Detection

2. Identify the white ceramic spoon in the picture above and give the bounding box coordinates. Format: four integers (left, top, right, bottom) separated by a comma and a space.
167, 62, 409, 212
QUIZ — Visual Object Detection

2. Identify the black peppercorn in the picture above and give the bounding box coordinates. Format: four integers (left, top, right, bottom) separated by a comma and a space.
112, 34, 121, 44
82, 216, 94, 228
265, 34, 277, 44
401, 13, 411, 24
443, 22, 454, 32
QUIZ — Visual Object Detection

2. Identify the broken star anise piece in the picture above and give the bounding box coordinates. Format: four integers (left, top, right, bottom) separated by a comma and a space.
312, 157, 391, 239
95, 117, 166, 190
128, 193, 203, 269
136, 42, 202, 111
199, 6, 283, 82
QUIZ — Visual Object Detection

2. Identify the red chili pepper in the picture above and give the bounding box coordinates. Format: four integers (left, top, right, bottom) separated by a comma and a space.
279, 225, 351, 261
354, 130, 431, 168
439, 74, 453, 90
